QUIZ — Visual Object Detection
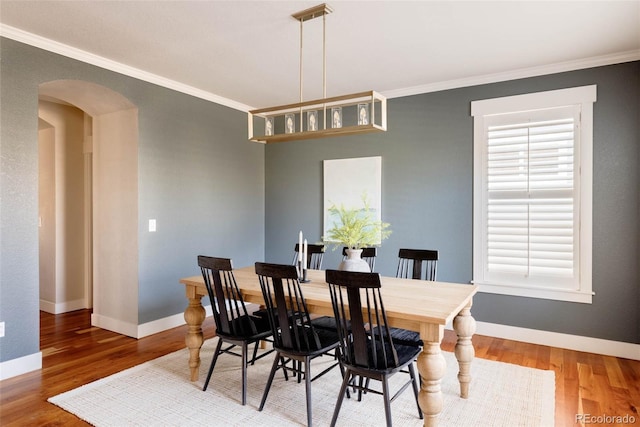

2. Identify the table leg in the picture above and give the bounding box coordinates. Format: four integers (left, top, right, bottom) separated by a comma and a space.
453, 303, 476, 398
418, 326, 446, 427
184, 293, 206, 382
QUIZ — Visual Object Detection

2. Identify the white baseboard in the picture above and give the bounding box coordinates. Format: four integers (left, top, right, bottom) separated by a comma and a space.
91, 313, 139, 338
0, 351, 42, 381
447, 321, 639, 361
93, 305, 215, 339
137, 305, 213, 339
40, 298, 86, 314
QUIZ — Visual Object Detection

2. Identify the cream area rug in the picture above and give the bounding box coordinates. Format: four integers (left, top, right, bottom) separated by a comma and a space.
49, 338, 555, 426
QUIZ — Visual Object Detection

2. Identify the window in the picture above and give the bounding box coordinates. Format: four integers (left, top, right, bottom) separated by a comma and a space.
471, 86, 596, 303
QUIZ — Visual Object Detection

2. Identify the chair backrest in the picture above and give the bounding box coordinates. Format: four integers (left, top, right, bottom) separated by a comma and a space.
198, 255, 257, 337
325, 269, 400, 370
342, 246, 377, 271
292, 243, 325, 270
396, 248, 438, 281
255, 262, 322, 352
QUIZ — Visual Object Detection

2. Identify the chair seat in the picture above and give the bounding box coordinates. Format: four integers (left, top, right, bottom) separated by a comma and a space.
368, 325, 423, 348
277, 324, 340, 355
253, 308, 308, 329
346, 340, 420, 371
252, 307, 294, 324
380, 342, 421, 369
310, 316, 338, 331
217, 314, 272, 340
252, 307, 274, 320
388, 327, 423, 347
311, 327, 341, 351
314, 317, 422, 347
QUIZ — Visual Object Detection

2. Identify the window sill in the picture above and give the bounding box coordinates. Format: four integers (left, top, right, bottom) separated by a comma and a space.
474, 281, 593, 304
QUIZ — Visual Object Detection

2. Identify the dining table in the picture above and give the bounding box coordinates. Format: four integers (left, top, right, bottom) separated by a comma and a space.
179, 266, 478, 427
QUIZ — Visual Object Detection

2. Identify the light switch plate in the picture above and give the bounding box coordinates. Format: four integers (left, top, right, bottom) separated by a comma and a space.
0, 322, 5, 338
149, 219, 156, 232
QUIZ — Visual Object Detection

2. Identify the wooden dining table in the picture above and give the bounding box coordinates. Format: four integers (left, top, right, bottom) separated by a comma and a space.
179, 266, 478, 427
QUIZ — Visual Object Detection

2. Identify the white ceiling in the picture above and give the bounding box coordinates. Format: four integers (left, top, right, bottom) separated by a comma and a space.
1, 1, 639, 111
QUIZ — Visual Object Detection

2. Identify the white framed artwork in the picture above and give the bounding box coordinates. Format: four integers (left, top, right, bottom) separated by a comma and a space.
323, 156, 382, 243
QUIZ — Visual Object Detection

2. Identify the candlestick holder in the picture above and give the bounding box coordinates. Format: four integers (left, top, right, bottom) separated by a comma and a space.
300, 268, 310, 283
296, 260, 311, 283
298, 260, 310, 282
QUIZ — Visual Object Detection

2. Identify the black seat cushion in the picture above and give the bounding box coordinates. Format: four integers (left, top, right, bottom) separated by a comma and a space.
220, 314, 271, 338
310, 316, 338, 331
369, 325, 422, 348
388, 327, 423, 347
278, 324, 339, 353
252, 307, 292, 327
379, 342, 421, 368
247, 313, 272, 334
346, 339, 420, 371
252, 307, 274, 320
313, 327, 341, 350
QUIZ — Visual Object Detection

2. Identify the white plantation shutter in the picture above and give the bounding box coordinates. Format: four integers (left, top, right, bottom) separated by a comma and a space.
472, 86, 595, 303
485, 108, 577, 287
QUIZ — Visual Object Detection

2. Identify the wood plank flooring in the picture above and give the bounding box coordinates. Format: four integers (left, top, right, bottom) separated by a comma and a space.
1, 309, 638, 426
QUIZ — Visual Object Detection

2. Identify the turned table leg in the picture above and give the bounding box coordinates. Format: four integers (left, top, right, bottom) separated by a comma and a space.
184, 292, 206, 382
418, 325, 446, 427
453, 303, 476, 398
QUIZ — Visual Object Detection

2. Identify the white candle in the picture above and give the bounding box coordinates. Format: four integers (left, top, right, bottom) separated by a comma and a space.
303, 239, 308, 270
298, 231, 303, 264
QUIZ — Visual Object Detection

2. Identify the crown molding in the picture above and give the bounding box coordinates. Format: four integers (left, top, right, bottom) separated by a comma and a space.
0, 24, 254, 113
382, 50, 640, 100
3, 24, 638, 108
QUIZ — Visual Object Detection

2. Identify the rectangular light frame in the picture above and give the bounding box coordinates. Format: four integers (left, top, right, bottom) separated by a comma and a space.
248, 91, 387, 144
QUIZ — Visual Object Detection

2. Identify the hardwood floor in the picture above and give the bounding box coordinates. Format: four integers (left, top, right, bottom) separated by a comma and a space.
1, 309, 638, 426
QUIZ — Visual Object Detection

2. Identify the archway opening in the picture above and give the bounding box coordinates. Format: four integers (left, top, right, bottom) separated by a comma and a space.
38, 80, 139, 337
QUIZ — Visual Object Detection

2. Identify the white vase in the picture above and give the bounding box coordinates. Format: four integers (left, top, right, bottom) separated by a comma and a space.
338, 248, 371, 272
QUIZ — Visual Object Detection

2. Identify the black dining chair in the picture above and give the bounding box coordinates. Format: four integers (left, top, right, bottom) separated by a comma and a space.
325, 269, 423, 427
255, 262, 345, 427
198, 256, 275, 405
390, 249, 440, 347
253, 243, 324, 323
396, 248, 438, 281
312, 247, 378, 333
293, 243, 325, 270
342, 246, 377, 271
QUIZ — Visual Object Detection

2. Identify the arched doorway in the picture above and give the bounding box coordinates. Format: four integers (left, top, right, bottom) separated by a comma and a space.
38, 80, 140, 337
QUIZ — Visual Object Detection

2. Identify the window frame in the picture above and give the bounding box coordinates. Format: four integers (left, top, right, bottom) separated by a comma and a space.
471, 85, 596, 303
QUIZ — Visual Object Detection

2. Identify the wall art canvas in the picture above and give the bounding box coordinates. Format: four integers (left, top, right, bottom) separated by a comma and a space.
323, 156, 382, 243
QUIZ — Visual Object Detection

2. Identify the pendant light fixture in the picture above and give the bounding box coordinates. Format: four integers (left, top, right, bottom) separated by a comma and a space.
248, 3, 387, 143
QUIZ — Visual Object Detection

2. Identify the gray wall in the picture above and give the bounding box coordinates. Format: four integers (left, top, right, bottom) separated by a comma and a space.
135, 87, 265, 323
1, 35, 637, 370
265, 61, 640, 345
0, 38, 264, 363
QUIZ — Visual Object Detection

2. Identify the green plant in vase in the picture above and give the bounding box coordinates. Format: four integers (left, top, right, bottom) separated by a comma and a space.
323, 194, 391, 271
